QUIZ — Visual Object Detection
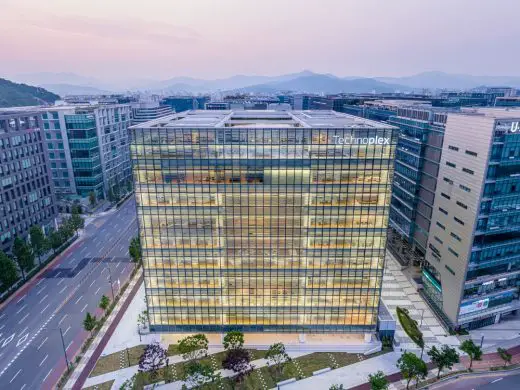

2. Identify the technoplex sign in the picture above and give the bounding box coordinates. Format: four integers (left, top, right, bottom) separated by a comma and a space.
332, 135, 390, 145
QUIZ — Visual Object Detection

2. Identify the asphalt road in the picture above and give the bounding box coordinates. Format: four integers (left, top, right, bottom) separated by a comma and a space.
430, 371, 520, 390
0, 196, 138, 390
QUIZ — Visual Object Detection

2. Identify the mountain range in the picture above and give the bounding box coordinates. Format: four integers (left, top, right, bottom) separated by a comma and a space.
10, 70, 520, 96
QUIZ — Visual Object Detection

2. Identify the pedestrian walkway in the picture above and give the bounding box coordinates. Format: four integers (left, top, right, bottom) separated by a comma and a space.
382, 253, 460, 352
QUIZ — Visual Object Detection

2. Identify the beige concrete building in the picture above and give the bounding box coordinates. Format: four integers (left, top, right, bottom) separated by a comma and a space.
424, 108, 520, 330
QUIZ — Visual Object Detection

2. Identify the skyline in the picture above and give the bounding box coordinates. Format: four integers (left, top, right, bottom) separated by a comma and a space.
1, 0, 520, 82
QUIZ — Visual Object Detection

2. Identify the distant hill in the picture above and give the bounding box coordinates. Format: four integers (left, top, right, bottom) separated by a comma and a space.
40, 83, 112, 96
0, 78, 60, 107
376, 71, 520, 90
235, 74, 409, 94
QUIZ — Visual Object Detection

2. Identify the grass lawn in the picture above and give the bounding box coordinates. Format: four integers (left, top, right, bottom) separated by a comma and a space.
83, 380, 114, 390
119, 348, 384, 389
89, 344, 181, 377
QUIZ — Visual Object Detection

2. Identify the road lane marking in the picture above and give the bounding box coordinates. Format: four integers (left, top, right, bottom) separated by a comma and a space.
491, 378, 503, 384
120, 245, 125, 251
55, 271, 61, 278
20, 384, 26, 390
18, 327, 28, 336
95, 287, 101, 295
80, 247, 87, 254
66, 341, 73, 350
75, 295, 83, 304
39, 354, 48, 367
10, 369, 21, 383
63, 326, 71, 336
18, 314, 29, 324
115, 262, 121, 269
0, 325, 4, 331
42, 368, 52, 382
16, 304, 27, 315
89, 280, 96, 288
16, 333, 28, 347
2, 333, 14, 347
36, 286, 46, 295
38, 294, 48, 304
59, 285, 67, 294
40, 304, 50, 314
0, 314, 5, 320
58, 314, 68, 325
36, 279, 44, 286
85, 252, 91, 258
16, 295, 26, 304
57, 279, 65, 286
37, 337, 48, 350
81, 304, 88, 313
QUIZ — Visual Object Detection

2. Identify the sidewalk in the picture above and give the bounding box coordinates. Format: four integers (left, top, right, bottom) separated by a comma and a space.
382, 253, 460, 352
63, 268, 143, 390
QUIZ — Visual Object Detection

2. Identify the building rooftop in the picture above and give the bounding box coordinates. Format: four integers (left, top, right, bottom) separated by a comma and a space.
131, 110, 395, 129
458, 107, 520, 119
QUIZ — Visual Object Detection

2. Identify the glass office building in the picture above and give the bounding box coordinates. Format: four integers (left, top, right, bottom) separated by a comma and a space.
130, 110, 397, 333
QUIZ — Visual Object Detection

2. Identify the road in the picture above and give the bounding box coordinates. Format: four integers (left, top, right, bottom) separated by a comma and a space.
430, 371, 520, 389
0, 196, 138, 390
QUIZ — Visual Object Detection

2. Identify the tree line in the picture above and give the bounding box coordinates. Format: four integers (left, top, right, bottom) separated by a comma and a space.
0, 207, 84, 292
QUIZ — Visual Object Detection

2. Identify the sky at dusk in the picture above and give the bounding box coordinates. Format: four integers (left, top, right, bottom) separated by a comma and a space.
1, 0, 519, 82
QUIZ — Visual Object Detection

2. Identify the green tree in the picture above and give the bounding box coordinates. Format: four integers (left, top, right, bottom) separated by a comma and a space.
71, 203, 82, 215
497, 347, 512, 366
59, 217, 75, 241
129, 236, 142, 265
368, 371, 388, 390
0, 250, 19, 291
89, 191, 97, 207
137, 310, 149, 328
83, 312, 97, 337
12, 236, 34, 279
184, 361, 220, 387
99, 295, 110, 316
396, 351, 427, 389
29, 225, 48, 264
178, 334, 209, 360
265, 342, 291, 377
223, 330, 245, 351
427, 345, 459, 378
459, 339, 482, 370
49, 230, 63, 253
70, 212, 85, 234
329, 385, 345, 390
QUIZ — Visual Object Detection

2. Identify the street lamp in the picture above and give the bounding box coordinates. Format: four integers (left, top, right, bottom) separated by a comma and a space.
103, 265, 115, 301
59, 327, 71, 372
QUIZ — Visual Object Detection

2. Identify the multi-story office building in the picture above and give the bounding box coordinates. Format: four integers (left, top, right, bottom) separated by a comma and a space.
388, 104, 449, 259
205, 102, 230, 110
423, 109, 520, 330
131, 101, 173, 125
161, 96, 209, 112
495, 97, 520, 107
130, 110, 397, 333
41, 104, 132, 198
0, 110, 57, 252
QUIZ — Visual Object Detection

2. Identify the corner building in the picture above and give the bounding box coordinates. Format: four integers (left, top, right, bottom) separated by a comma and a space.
130, 110, 397, 333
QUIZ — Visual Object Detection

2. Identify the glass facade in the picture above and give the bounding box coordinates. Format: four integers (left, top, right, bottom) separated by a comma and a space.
131, 111, 397, 333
